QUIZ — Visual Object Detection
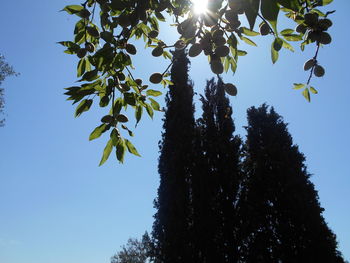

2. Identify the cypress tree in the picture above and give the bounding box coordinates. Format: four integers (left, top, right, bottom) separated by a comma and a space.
191, 78, 241, 262
151, 49, 195, 263
238, 104, 345, 263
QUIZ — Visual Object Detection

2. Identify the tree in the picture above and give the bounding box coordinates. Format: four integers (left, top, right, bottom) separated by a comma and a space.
60, 0, 336, 164
151, 49, 195, 263
237, 104, 345, 263
191, 78, 241, 262
0, 55, 17, 126
111, 232, 153, 263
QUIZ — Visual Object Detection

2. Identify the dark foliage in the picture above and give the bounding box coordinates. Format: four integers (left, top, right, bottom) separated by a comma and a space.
0, 55, 17, 126
151, 49, 196, 263
191, 78, 241, 262
238, 104, 345, 263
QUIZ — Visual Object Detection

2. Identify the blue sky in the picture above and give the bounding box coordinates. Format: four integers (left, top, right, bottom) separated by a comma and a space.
0, 1, 349, 263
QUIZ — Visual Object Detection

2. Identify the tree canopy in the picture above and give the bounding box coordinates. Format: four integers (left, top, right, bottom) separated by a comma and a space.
60, 0, 335, 164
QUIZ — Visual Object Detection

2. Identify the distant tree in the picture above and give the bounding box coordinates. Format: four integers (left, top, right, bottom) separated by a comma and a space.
0, 55, 17, 126
111, 232, 152, 263
151, 49, 196, 263
238, 104, 345, 263
191, 78, 241, 262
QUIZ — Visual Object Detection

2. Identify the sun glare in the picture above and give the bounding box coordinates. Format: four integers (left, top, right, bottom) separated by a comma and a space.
192, 0, 208, 14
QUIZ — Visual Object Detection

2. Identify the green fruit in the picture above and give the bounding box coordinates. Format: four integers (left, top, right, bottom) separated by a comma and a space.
307, 31, 320, 42
149, 73, 163, 84
210, 60, 224, 74
149, 30, 159, 38
304, 13, 319, 26
259, 23, 270, 36
77, 48, 87, 58
85, 42, 95, 53
318, 19, 333, 31
214, 36, 226, 46
224, 83, 237, 96
87, 27, 100, 38
135, 79, 142, 86
304, 58, 316, 71
152, 46, 163, 57
189, 43, 203, 57
319, 32, 332, 45
101, 115, 114, 123
295, 24, 307, 34
117, 114, 129, 123
126, 44, 137, 55
79, 9, 91, 19
314, 65, 325, 77
215, 45, 230, 57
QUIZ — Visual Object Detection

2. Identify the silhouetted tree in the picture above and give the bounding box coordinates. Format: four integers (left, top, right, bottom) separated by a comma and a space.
191, 78, 241, 263
238, 104, 345, 263
0, 55, 18, 126
151, 49, 195, 263
111, 232, 152, 263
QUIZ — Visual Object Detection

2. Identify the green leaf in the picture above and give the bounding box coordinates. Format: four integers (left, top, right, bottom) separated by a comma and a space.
280, 29, 294, 35
310, 87, 318, 94
146, 89, 162, 97
283, 34, 303, 41
302, 88, 311, 102
145, 103, 154, 119
271, 43, 279, 64
125, 139, 141, 157
318, 0, 333, 6
135, 105, 143, 125
77, 58, 86, 77
277, 0, 301, 11
116, 138, 126, 163
244, 0, 260, 30
241, 27, 260, 36
99, 139, 113, 166
149, 98, 161, 111
237, 50, 248, 56
261, 0, 279, 34
240, 36, 257, 47
281, 39, 294, 52
62, 5, 84, 14
110, 129, 120, 145
293, 83, 305, 90
75, 99, 93, 117
89, 123, 108, 141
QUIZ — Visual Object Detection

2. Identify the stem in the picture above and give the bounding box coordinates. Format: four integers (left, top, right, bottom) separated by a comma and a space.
306, 43, 320, 85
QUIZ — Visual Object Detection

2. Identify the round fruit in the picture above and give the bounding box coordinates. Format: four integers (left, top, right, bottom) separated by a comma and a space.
79, 9, 91, 19
314, 65, 325, 77
215, 45, 230, 57
117, 114, 129, 123
295, 24, 307, 34
304, 13, 319, 26
224, 83, 237, 96
126, 44, 137, 55
149, 30, 159, 38
307, 31, 320, 42
118, 14, 131, 28
259, 23, 270, 36
85, 42, 95, 53
135, 79, 142, 86
149, 73, 163, 84
319, 32, 332, 45
152, 46, 164, 57
318, 19, 333, 31
174, 40, 186, 50
303, 58, 316, 71
214, 36, 226, 46
225, 10, 238, 23
101, 115, 114, 123
77, 48, 87, 58
189, 43, 203, 57
210, 60, 224, 74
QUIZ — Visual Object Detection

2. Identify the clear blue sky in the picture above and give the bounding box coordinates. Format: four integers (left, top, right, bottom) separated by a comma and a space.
0, 1, 349, 263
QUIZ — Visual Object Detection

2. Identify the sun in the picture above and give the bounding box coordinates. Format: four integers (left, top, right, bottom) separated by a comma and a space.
192, 0, 209, 14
